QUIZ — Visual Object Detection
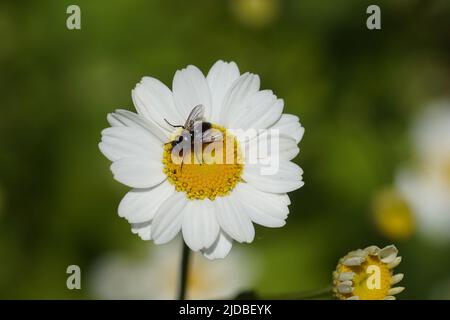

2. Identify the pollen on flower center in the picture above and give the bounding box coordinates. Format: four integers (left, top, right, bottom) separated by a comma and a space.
162, 125, 243, 200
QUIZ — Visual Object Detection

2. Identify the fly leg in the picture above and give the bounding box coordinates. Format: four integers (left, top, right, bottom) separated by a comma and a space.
164, 118, 184, 128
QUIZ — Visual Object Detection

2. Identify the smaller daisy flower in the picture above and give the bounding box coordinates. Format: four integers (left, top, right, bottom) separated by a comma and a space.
333, 245, 404, 300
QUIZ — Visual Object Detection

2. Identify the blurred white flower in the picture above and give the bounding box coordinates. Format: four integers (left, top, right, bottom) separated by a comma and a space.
89, 239, 259, 299
396, 101, 450, 241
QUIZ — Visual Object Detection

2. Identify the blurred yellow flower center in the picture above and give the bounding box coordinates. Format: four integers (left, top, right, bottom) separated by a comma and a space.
231, 0, 280, 28
162, 125, 243, 200
373, 189, 415, 240
338, 255, 392, 300
443, 159, 450, 186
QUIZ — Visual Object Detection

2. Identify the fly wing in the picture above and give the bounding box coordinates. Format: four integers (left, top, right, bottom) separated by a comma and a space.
184, 104, 205, 129
191, 122, 204, 164
191, 122, 204, 142
202, 128, 223, 143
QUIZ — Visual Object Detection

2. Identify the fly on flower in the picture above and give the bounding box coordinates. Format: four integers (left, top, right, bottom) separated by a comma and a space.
99, 60, 304, 259
165, 104, 223, 167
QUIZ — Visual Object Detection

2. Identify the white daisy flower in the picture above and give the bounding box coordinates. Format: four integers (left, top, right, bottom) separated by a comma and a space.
396, 101, 450, 241
99, 60, 304, 259
89, 239, 259, 299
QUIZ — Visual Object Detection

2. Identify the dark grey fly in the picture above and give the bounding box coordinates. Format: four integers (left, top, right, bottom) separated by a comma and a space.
164, 105, 222, 168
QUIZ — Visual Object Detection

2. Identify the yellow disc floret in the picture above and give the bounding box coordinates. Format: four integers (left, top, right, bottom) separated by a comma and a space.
163, 125, 243, 200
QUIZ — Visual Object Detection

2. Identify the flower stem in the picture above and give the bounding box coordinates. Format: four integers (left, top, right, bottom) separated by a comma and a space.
177, 242, 191, 300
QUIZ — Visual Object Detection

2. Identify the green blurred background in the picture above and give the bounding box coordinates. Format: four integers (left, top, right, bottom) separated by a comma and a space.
0, 0, 449, 299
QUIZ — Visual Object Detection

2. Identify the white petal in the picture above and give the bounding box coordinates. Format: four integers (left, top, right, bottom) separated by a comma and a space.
364, 245, 380, 255
131, 221, 152, 240
131, 77, 182, 133
107, 109, 167, 142
388, 287, 405, 295
337, 272, 355, 282
110, 157, 165, 188
271, 114, 305, 144
349, 249, 366, 257
231, 90, 283, 130
202, 231, 233, 260
220, 72, 260, 127
391, 273, 404, 285
343, 257, 365, 266
172, 65, 212, 121
206, 60, 240, 124
107, 113, 124, 127
215, 194, 255, 243
277, 135, 300, 160
182, 199, 220, 251
99, 126, 161, 162
387, 256, 402, 269
346, 296, 359, 300
234, 183, 289, 227
152, 192, 188, 244
383, 296, 396, 300
379, 245, 398, 264
339, 280, 353, 287
242, 130, 299, 162
336, 283, 353, 294
243, 160, 304, 193
118, 180, 175, 223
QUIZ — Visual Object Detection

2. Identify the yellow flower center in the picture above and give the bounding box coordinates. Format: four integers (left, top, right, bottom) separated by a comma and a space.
338, 255, 392, 300
373, 189, 415, 240
231, 0, 280, 28
162, 125, 243, 200
443, 158, 450, 186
